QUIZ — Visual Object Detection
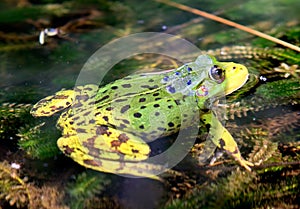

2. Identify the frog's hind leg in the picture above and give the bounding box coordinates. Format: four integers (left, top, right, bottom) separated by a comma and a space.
31, 84, 98, 117
57, 134, 163, 180
201, 112, 253, 171
31, 89, 75, 117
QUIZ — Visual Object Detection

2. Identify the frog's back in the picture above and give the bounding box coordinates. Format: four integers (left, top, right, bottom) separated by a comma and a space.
90, 73, 199, 141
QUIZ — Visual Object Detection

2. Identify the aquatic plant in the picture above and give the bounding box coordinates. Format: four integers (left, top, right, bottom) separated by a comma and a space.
66, 171, 112, 209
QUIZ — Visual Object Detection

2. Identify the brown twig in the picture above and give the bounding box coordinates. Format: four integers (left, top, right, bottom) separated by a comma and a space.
156, 0, 300, 52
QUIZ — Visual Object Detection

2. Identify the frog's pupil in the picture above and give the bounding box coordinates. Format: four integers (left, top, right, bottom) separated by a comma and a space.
187, 80, 192, 85
216, 68, 222, 76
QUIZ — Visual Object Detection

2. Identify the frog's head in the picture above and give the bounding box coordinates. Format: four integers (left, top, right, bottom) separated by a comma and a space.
195, 56, 248, 99
215, 60, 249, 95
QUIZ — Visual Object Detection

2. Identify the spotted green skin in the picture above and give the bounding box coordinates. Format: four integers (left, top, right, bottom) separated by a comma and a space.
31, 55, 253, 179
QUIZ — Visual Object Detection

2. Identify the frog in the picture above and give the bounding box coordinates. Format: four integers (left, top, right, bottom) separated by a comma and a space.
31, 55, 253, 179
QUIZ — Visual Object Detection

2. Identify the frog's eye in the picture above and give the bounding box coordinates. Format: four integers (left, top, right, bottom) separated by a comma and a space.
209, 65, 225, 83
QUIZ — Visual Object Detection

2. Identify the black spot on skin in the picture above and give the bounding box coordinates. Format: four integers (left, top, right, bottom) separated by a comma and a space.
76, 128, 87, 133
122, 84, 132, 88
153, 104, 160, 108
103, 116, 109, 122
153, 93, 159, 96
66, 102, 71, 106
134, 112, 142, 118
108, 123, 117, 129
152, 85, 159, 89
157, 127, 166, 131
122, 119, 130, 124
111, 86, 118, 90
54, 95, 70, 99
155, 98, 161, 101
118, 133, 129, 142
148, 79, 154, 82
140, 106, 146, 109
96, 126, 110, 136
77, 121, 85, 126
72, 116, 80, 121
84, 159, 101, 166
95, 95, 109, 104
72, 103, 83, 108
174, 100, 181, 105
63, 145, 74, 155
141, 85, 150, 89
119, 123, 127, 129
115, 99, 128, 102
132, 149, 140, 153
219, 138, 225, 149
120, 105, 130, 113
139, 125, 145, 129
123, 93, 136, 97
84, 136, 96, 146
168, 122, 175, 127
155, 112, 160, 116
106, 107, 113, 111
139, 98, 146, 102
89, 119, 96, 124
83, 111, 92, 116
167, 86, 176, 93
168, 105, 173, 109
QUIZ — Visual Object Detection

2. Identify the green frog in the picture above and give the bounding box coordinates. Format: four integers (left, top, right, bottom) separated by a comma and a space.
31, 55, 253, 179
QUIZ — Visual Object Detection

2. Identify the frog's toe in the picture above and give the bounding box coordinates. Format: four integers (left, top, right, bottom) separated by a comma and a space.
238, 158, 254, 171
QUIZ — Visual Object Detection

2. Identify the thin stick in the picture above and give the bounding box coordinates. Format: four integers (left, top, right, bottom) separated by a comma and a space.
156, 0, 300, 52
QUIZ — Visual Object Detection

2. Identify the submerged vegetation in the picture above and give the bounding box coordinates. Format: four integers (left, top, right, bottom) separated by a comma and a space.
0, 0, 299, 208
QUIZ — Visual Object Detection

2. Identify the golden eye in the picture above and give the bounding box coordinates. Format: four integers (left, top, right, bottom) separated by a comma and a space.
209, 65, 225, 83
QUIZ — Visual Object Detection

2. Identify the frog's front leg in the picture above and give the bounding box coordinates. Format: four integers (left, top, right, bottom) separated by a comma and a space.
201, 112, 253, 171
